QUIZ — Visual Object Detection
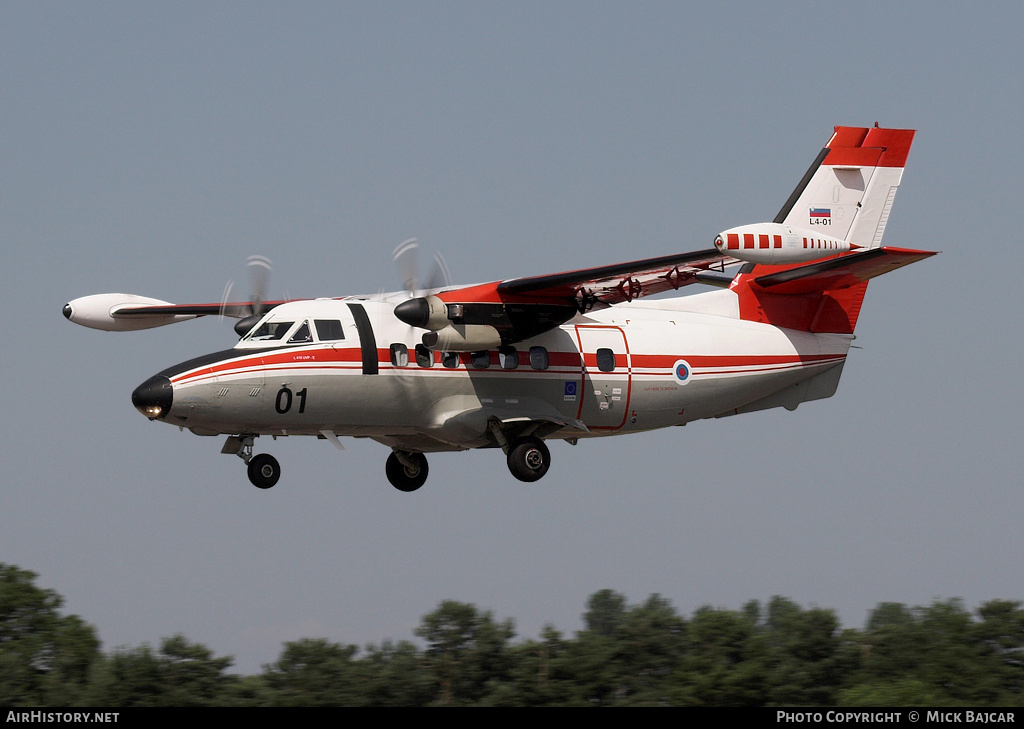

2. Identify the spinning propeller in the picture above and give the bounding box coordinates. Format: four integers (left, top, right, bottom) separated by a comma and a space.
224, 255, 275, 337
391, 239, 452, 332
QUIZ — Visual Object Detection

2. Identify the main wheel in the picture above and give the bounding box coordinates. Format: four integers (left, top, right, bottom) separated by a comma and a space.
247, 453, 281, 489
386, 452, 429, 492
507, 437, 550, 482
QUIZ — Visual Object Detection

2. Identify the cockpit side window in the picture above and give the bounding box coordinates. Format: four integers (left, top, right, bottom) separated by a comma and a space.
288, 321, 312, 344
315, 319, 345, 341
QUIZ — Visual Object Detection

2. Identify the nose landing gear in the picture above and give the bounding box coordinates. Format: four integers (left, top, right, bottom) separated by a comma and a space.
223, 435, 281, 489
386, 451, 429, 492
247, 453, 281, 489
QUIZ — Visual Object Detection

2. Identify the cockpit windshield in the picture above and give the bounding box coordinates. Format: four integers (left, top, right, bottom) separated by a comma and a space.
244, 321, 295, 342
237, 304, 351, 348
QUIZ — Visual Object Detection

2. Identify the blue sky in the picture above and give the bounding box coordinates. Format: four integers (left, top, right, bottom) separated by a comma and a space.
3, 2, 1022, 673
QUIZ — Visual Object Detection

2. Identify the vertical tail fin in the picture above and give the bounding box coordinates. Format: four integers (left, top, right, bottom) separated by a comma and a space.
730, 126, 930, 334
774, 126, 915, 250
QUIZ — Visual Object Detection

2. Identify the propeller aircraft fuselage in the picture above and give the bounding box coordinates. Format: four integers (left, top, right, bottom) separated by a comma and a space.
64, 126, 935, 491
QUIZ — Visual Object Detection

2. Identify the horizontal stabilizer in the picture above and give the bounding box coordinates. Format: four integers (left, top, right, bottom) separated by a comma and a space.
752, 247, 937, 294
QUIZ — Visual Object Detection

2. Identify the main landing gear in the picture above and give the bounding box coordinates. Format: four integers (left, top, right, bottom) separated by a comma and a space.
486, 418, 552, 484
506, 436, 551, 482
384, 436, 551, 493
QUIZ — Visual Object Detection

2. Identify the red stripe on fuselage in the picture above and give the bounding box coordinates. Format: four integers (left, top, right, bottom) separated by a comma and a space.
171, 347, 844, 386
629, 353, 843, 369
171, 347, 363, 384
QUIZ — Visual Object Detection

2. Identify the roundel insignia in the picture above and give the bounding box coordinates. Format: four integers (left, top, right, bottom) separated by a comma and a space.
673, 359, 692, 386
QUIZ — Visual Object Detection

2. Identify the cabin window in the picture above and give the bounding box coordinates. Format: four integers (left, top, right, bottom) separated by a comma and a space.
596, 348, 616, 372
315, 319, 345, 341
390, 343, 409, 367
415, 344, 434, 368
247, 321, 294, 341
529, 346, 549, 371
471, 351, 490, 369
442, 351, 460, 369
288, 321, 312, 344
499, 346, 518, 370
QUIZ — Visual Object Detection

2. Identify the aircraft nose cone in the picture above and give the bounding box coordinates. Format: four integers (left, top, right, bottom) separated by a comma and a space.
132, 375, 173, 420
63, 303, 73, 320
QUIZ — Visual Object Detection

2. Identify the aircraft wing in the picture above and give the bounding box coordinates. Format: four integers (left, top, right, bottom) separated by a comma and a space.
392, 248, 736, 347
494, 248, 733, 310
62, 293, 296, 332
111, 300, 293, 319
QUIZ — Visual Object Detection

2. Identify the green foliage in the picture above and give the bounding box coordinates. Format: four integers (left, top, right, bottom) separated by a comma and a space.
839, 679, 943, 706
669, 604, 770, 706
764, 596, 855, 705
0, 563, 101, 705
852, 598, 1024, 706
4, 561, 1023, 706
974, 600, 1024, 703
415, 600, 516, 705
91, 635, 235, 706
360, 640, 435, 706
583, 589, 628, 637
262, 638, 362, 706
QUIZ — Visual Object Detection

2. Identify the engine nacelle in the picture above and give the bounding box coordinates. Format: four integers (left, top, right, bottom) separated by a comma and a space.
393, 295, 450, 331
62, 294, 196, 331
421, 324, 503, 352
714, 223, 853, 264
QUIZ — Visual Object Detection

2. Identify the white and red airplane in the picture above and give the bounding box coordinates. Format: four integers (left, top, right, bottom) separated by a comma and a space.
64, 125, 935, 492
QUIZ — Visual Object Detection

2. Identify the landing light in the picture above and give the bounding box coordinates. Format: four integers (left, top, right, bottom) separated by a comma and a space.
145, 405, 163, 419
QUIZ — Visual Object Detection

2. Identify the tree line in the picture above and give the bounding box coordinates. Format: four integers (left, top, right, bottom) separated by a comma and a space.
1, 563, 1021, 706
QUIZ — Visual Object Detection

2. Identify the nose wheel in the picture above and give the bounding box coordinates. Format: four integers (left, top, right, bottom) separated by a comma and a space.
247, 453, 281, 489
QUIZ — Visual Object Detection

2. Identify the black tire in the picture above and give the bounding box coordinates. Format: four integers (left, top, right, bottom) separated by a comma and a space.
507, 437, 550, 482
386, 452, 429, 492
247, 453, 281, 489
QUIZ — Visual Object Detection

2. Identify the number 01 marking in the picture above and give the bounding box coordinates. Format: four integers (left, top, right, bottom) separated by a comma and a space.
275, 387, 307, 414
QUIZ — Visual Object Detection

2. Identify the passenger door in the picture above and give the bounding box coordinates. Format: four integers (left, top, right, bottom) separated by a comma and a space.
575, 325, 631, 430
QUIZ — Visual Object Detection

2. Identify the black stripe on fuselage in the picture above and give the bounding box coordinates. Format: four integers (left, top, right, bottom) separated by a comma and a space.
774, 147, 830, 224
155, 346, 290, 380
346, 303, 378, 375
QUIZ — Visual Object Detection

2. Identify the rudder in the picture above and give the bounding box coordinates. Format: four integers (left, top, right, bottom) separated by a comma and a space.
729, 126, 932, 334
774, 126, 915, 250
